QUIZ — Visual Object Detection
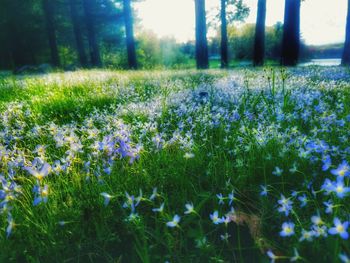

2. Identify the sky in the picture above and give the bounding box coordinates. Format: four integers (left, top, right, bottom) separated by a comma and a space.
134, 0, 348, 46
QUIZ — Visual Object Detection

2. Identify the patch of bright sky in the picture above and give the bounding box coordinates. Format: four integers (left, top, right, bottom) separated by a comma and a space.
134, 0, 348, 45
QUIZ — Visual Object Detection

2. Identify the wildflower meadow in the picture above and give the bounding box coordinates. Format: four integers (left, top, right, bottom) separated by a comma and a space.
0, 67, 349, 262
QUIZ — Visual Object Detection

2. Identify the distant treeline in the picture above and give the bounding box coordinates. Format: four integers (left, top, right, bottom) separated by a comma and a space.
0, 0, 133, 70
0, 0, 349, 70
308, 43, 344, 59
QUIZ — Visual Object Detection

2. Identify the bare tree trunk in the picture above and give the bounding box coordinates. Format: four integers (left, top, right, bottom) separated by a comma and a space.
69, 0, 88, 67
82, 0, 102, 67
195, 0, 209, 69
281, 0, 301, 66
342, 0, 350, 65
123, 0, 137, 69
220, 0, 228, 68
43, 0, 60, 67
253, 0, 266, 66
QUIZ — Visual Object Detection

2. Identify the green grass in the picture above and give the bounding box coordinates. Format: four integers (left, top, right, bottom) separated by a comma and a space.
0, 67, 349, 262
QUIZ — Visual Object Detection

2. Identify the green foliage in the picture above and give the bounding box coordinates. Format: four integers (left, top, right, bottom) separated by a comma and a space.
136, 30, 162, 69
0, 0, 126, 69
135, 31, 193, 69
209, 0, 250, 29
209, 22, 305, 61
227, 23, 255, 60
226, 0, 250, 23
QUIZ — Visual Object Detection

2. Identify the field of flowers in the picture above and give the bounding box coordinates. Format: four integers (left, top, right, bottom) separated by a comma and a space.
0, 67, 349, 262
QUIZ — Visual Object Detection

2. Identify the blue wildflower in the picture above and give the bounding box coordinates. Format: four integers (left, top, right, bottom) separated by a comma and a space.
210, 211, 224, 224
322, 155, 332, 171
331, 160, 350, 178
298, 194, 308, 207
290, 248, 301, 262
260, 185, 268, 196
289, 163, 298, 174
152, 202, 164, 213
267, 250, 278, 263
166, 214, 181, 228
184, 203, 195, 215
272, 166, 283, 176
328, 218, 349, 239
277, 195, 293, 216
339, 253, 350, 263
280, 222, 295, 237
298, 229, 314, 242
311, 214, 324, 225
323, 200, 335, 214
33, 184, 49, 206
321, 178, 334, 195
228, 191, 234, 205
312, 225, 328, 237
216, 193, 224, 205
100, 192, 113, 206
6, 214, 14, 238
25, 162, 51, 181
149, 187, 158, 201
331, 179, 350, 198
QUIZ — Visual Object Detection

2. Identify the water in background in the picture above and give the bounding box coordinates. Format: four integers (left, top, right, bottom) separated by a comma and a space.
300, 58, 341, 66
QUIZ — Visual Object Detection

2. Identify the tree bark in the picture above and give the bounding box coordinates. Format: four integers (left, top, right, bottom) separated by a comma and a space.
69, 0, 88, 67
342, 0, 350, 65
220, 0, 228, 68
82, 0, 102, 67
253, 0, 266, 66
195, 0, 209, 69
43, 0, 60, 67
281, 0, 301, 66
123, 0, 137, 69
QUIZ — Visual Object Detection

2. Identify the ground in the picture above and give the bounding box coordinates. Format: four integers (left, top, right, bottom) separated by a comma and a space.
0, 67, 349, 262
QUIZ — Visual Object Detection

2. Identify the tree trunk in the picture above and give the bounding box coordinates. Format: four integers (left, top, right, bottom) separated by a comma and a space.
220, 0, 228, 68
342, 0, 350, 65
43, 0, 60, 67
7, 17, 24, 68
281, 0, 301, 66
82, 0, 102, 67
123, 0, 138, 69
69, 0, 88, 67
253, 0, 266, 66
195, 0, 209, 69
